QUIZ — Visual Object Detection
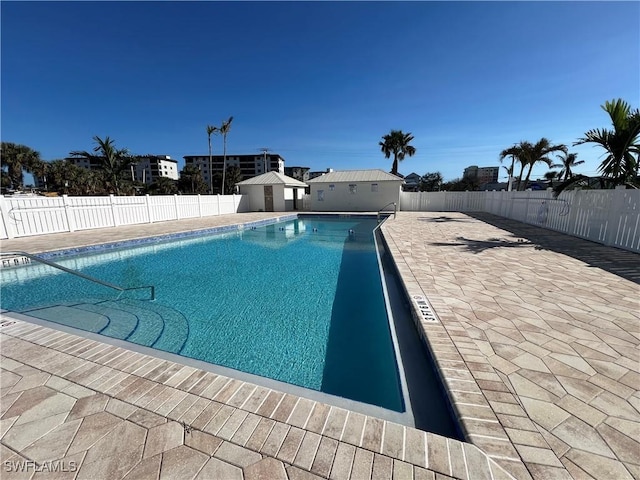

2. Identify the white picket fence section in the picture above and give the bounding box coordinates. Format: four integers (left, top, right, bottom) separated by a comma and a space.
0, 194, 248, 239
400, 188, 640, 253
2, 190, 638, 253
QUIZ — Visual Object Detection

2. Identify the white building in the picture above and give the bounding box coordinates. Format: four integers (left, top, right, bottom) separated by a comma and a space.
306, 169, 403, 212
183, 153, 285, 192
135, 155, 179, 184
236, 172, 307, 212
66, 154, 178, 185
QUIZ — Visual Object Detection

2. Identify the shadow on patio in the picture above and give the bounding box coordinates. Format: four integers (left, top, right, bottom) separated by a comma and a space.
463, 212, 640, 284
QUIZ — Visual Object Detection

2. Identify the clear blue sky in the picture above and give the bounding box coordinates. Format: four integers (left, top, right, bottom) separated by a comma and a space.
2, 1, 638, 183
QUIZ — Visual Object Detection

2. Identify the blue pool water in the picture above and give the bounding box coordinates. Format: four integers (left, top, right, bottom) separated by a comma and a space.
1, 217, 404, 411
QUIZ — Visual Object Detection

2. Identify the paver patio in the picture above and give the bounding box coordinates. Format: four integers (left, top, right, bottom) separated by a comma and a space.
1, 211, 638, 479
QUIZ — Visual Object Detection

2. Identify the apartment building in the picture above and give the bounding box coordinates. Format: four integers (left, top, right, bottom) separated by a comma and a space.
284, 166, 310, 182
66, 154, 178, 184
463, 165, 499, 186
135, 156, 179, 184
183, 153, 285, 187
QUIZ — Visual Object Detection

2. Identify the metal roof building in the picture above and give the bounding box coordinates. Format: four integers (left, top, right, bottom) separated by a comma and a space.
235, 172, 307, 212
306, 169, 403, 212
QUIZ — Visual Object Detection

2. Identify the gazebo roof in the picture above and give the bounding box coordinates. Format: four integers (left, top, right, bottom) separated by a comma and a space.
236, 172, 308, 187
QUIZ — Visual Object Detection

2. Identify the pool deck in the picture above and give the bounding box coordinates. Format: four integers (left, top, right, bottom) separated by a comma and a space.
1, 211, 638, 479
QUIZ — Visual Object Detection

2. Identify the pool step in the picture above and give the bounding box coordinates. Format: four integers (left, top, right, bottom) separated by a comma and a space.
20, 298, 189, 354
21, 304, 110, 334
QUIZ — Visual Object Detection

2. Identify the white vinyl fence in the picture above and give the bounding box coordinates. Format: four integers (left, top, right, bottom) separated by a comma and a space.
0, 194, 248, 239
400, 188, 640, 253
2, 190, 638, 253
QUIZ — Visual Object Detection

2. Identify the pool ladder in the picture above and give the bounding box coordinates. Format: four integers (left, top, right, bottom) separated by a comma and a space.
377, 202, 397, 223
0, 251, 155, 301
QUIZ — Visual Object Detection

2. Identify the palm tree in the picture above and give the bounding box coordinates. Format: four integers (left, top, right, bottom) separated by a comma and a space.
219, 116, 233, 194
501, 142, 530, 191
518, 139, 567, 191
499, 145, 521, 191
1, 142, 42, 190
70, 136, 134, 195
379, 130, 417, 176
575, 99, 640, 185
179, 164, 207, 194
206, 125, 219, 194
544, 170, 560, 182
147, 177, 178, 195
29, 159, 49, 191
553, 152, 585, 181
224, 165, 243, 194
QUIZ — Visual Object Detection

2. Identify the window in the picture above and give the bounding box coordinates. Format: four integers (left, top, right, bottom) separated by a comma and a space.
317, 190, 324, 201
329, 184, 335, 191
371, 183, 379, 192
349, 184, 357, 194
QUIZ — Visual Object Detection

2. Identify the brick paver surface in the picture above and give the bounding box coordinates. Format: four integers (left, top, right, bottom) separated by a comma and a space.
1, 211, 638, 479
382, 212, 639, 480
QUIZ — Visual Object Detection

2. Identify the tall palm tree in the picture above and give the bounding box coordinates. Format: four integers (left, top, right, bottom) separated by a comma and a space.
553, 152, 585, 181
219, 116, 233, 194
518, 139, 567, 190
379, 130, 417, 176
1, 142, 42, 190
70, 136, 133, 195
502, 142, 530, 191
206, 125, 219, 194
575, 99, 640, 184
499, 144, 521, 191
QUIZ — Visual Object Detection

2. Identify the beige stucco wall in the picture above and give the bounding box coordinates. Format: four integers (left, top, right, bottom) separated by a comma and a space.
237, 184, 304, 212
308, 180, 401, 211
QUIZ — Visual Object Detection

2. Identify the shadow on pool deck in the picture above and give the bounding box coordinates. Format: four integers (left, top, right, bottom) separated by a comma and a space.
454, 212, 640, 284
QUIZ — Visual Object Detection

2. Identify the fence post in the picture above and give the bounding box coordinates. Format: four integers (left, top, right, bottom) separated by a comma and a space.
63, 195, 76, 232
197, 194, 203, 217
604, 186, 626, 247
523, 192, 531, 224
145, 194, 153, 223
233, 194, 238, 212
109, 195, 118, 227
217, 195, 221, 216
0, 197, 17, 239
174, 194, 180, 220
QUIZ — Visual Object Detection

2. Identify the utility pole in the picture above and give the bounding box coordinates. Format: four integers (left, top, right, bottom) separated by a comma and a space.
258, 148, 271, 173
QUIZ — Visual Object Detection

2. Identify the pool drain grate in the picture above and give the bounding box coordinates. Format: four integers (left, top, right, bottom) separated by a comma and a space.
412, 295, 438, 323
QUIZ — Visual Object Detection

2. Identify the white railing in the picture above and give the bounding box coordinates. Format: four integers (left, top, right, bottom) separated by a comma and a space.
400, 188, 640, 253
0, 194, 249, 239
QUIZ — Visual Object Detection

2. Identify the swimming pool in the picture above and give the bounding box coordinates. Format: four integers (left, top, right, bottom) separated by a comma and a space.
1, 216, 404, 411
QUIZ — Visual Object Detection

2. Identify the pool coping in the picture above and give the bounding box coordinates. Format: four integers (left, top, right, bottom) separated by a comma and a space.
0, 213, 435, 427
0, 212, 526, 479
379, 222, 528, 478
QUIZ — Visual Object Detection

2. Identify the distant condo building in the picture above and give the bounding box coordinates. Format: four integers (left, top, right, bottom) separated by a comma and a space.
284, 166, 310, 182
135, 155, 179, 184
66, 154, 178, 184
307, 168, 334, 180
183, 153, 285, 186
463, 165, 499, 186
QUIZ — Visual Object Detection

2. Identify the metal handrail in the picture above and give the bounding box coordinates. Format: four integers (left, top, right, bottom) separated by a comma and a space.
1, 251, 155, 300
377, 202, 397, 222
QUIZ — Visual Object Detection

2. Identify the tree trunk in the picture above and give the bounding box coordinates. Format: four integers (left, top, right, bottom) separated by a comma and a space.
208, 136, 213, 194
516, 164, 526, 191
221, 137, 227, 195
522, 164, 534, 191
